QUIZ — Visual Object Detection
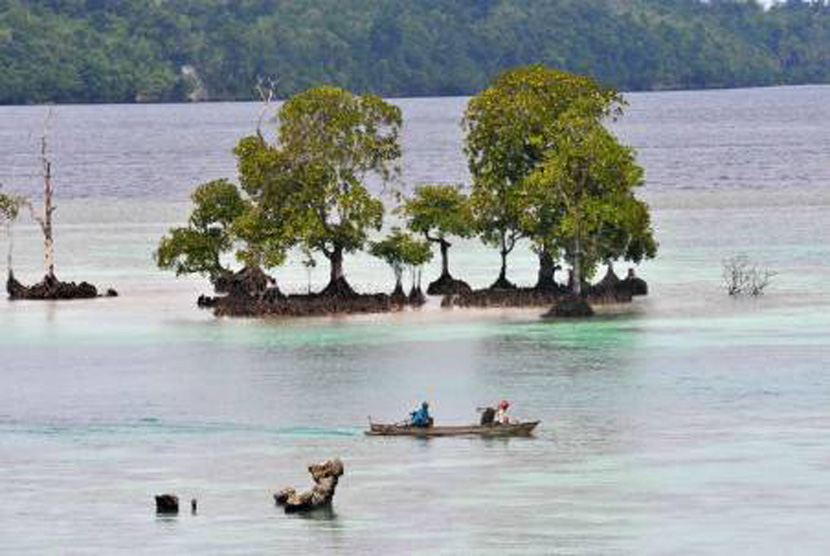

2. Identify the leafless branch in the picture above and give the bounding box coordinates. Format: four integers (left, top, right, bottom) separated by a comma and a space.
255, 76, 279, 139
722, 254, 776, 297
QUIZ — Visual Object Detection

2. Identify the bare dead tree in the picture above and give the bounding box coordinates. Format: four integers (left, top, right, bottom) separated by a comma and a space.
254, 76, 279, 139
722, 255, 776, 297
30, 108, 57, 279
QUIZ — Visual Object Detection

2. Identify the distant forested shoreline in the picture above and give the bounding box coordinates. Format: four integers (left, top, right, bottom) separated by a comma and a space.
1, 0, 828, 105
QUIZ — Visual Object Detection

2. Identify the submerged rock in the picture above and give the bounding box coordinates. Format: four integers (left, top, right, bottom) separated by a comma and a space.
274, 458, 344, 514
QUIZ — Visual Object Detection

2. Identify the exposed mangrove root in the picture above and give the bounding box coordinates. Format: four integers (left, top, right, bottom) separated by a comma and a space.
620, 268, 648, 296
445, 269, 646, 311
408, 285, 426, 306
209, 292, 398, 317
390, 283, 407, 305
274, 458, 344, 514
489, 275, 517, 290
320, 276, 357, 298
199, 266, 433, 316
198, 265, 647, 317
6, 272, 117, 300
426, 272, 472, 296
587, 266, 633, 304
447, 287, 560, 309
545, 295, 594, 318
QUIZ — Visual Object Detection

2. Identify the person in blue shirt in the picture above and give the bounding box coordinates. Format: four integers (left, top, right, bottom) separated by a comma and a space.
410, 401, 431, 427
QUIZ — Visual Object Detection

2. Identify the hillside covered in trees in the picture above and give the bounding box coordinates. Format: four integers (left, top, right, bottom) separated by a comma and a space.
1, 0, 828, 104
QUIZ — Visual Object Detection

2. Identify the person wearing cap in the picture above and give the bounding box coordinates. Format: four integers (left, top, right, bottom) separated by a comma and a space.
495, 400, 511, 425
410, 401, 432, 427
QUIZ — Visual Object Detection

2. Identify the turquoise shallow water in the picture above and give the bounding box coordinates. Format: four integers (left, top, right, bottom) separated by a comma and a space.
1, 86, 830, 554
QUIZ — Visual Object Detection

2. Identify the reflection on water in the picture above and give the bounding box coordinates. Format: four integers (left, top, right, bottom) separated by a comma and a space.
1, 86, 829, 554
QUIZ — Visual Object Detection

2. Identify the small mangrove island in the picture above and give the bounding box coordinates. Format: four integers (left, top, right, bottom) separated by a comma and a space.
156, 65, 657, 318
1, 115, 117, 300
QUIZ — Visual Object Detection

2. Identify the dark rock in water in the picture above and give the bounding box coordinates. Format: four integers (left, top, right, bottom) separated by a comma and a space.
190, 498, 197, 515
155, 494, 179, 514
619, 268, 648, 296
77, 281, 98, 298
7, 272, 110, 301
426, 273, 472, 296
275, 458, 344, 514
197, 294, 216, 308
105, 288, 119, 297
545, 295, 594, 318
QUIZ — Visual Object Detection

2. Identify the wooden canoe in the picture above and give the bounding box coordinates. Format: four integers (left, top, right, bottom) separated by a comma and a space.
366, 420, 540, 437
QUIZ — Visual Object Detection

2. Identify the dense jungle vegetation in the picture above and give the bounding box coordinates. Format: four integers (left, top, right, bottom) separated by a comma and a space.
1, 0, 828, 104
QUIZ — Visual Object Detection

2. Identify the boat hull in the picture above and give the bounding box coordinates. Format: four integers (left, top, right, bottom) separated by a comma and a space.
366, 421, 540, 437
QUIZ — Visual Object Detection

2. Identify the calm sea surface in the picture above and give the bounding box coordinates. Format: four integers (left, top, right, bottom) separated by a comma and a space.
1, 86, 829, 555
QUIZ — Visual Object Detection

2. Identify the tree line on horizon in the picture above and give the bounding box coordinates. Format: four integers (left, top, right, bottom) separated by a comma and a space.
154, 65, 658, 302
1, 0, 829, 105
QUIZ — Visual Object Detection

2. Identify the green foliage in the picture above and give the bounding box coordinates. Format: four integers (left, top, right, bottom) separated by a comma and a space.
2, 0, 829, 104
0, 187, 26, 223
156, 86, 401, 290
464, 65, 622, 283
526, 115, 656, 289
155, 179, 251, 281
0, 186, 27, 271
370, 227, 433, 288
401, 184, 473, 242
241, 86, 402, 283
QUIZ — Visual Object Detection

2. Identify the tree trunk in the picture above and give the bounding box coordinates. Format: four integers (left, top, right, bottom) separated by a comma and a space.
572, 236, 582, 297
439, 239, 450, 277
6, 223, 13, 275
321, 244, 356, 298
499, 250, 508, 283
39, 120, 56, 280
535, 249, 557, 291
329, 244, 344, 284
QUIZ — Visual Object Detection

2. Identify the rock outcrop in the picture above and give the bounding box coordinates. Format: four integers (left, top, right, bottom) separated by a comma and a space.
274, 458, 344, 514
155, 494, 179, 515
